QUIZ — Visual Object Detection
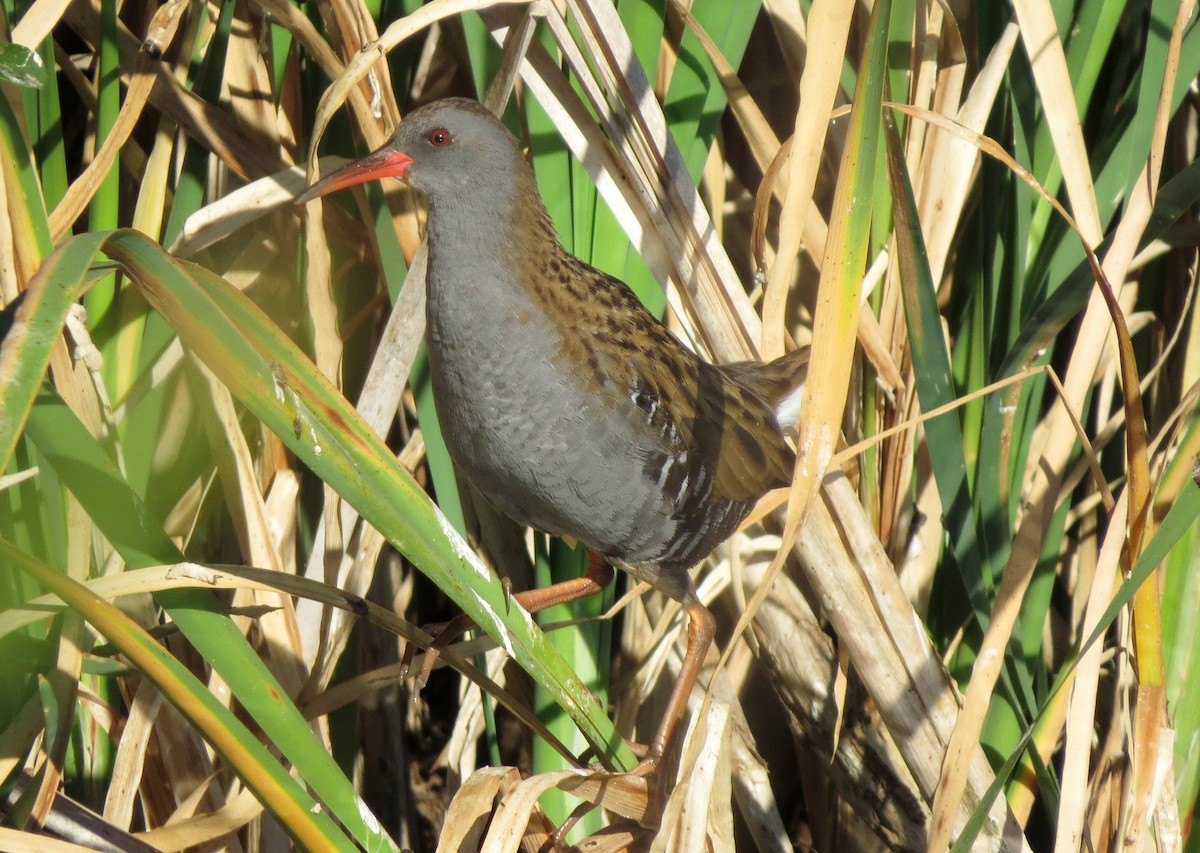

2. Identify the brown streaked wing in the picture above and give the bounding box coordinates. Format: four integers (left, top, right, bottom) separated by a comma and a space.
694, 364, 795, 502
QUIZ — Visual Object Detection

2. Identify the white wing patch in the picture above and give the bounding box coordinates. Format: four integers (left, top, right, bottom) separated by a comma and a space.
774, 383, 804, 430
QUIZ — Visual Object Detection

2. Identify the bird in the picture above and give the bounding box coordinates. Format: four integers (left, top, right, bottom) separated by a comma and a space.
298, 97, 808, 774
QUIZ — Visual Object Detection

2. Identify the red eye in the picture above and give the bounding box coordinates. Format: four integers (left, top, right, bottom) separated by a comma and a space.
428, 128, 451, 147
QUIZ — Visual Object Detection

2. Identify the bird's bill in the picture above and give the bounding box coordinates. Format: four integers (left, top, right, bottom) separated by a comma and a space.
295, 148, 414, 203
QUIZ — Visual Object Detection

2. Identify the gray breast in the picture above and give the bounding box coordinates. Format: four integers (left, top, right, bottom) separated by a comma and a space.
426, 277, 692, 563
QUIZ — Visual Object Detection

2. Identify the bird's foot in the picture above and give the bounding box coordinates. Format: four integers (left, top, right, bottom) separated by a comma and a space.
399, 614, 475, 694
626, 751, 661, 778
574, 738, 660, 776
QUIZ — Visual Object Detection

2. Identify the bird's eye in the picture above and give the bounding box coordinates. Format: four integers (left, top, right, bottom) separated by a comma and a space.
428, 128, 451, 147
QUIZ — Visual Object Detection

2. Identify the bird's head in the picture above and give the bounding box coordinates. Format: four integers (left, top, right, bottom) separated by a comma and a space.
297, 98, 526, 205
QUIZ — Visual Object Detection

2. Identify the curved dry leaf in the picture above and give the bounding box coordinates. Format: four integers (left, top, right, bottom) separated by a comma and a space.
437, 767, 522, 852
479, 769, 585, 852
136, 788, 265, 851
49, 52, 158, 240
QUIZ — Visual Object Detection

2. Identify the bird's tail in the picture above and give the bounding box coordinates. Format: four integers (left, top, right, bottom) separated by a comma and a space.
721, 347, 810, 431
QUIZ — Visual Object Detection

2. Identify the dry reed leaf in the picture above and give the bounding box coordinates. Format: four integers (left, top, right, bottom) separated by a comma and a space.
61, 0, 284, 180
30, 618, 85, 828
0, 698, 42, 786
131, 120, 178, 243
1126, 692, 1174, 851
188, 359, 308, 698
674, 1, 831, 329
918, 22, 1017, 286
653, 700, 732, 852
858, 252, 905, 392
295, 246, 429, 669
437, 766, 522, 852
908, 1, 966, 183
0, 155, 20, 304
620, 599, 686, 734
439, 768, 653, 851
727, 732, 792, 851
479, 769, 589, 852
137, 787, 264, 851
749, 137, 830, 292
0, 830, 99, 853
818, 476, 1028, 850
10, 0, 75, 48
307, 0, 529, 168
306, 507, 388, 685
554, 774, 655, 825
482, 3, 538, 114
1010, 0, 1103, 245
1153, 755, 1184, 853
305, 0, 400, 405
48, 52, 156, 240
1054, 495, 1129, 849
153, 765, 229, 828
224, 9, 283, 158
103, 679, 163, 830
303, 182, 343, 388
760, 0, 854, 360
59, 308, 117, 447
264, 470, 300, 575
1087, 633, 1131, 847
320, 0, 399, 128
743, 554, 927, 849
443, 648, 505, 787
902, 2, 940, 175
701, 137, 727, 243
134, 700, 227, 833
248, 0, 348, 82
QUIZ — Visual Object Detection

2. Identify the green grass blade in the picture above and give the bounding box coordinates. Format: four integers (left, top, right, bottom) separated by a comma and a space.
0, 537, 363, 853
23, 386, 402, 853
0, 232, 112, 473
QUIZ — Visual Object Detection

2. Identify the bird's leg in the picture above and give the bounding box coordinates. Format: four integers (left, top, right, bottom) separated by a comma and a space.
628, 600, 716, 777
401, 553, 614, 688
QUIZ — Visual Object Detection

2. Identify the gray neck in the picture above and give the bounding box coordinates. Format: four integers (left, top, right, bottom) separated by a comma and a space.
421, 159, 557, 303
421, 164, 560, 358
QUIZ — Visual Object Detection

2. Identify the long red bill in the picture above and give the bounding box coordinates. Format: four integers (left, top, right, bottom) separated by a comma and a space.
295, 148, 413, 204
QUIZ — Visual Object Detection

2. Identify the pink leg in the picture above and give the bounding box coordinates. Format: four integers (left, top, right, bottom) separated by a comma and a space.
401, 554, 615, 686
